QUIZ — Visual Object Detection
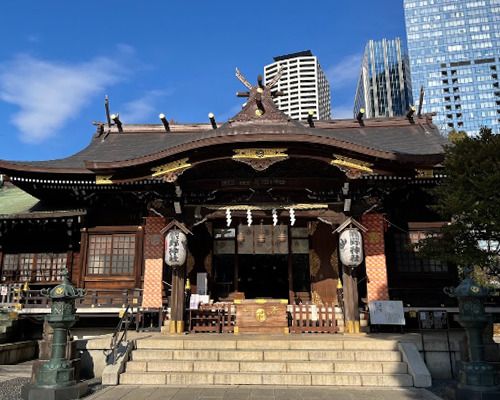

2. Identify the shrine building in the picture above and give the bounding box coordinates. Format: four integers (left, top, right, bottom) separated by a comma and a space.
0, 68, 460, 335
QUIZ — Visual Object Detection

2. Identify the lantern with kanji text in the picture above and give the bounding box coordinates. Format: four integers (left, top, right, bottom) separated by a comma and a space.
339, 228, 364, 267
164, 228, 187, 267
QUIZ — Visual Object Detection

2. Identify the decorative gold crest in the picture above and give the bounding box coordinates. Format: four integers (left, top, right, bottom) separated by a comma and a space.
55, 286, 64, 295
255, 308, 267, 322
233, 148, 288, 171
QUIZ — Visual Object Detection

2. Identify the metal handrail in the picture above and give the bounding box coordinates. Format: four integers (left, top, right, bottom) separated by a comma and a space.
108, 305, 133, 364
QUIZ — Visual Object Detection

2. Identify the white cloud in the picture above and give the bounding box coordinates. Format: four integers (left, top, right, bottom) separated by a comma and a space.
119, 90, 171, 123
326, 53, 363, 90
332, 105, 354, 119
0, 50, 129, 143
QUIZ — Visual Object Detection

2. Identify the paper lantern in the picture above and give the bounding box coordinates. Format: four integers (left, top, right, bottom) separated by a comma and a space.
339, 228, 363, 267
165, 229, 187, 267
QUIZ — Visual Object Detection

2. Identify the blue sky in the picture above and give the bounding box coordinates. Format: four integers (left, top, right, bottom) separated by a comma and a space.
0, 1, 406, 161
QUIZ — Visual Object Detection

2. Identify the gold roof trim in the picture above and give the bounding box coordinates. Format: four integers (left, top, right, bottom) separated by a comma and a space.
96, 175, 113, 185
331, 155, 373, 173
151, 158, 191, 178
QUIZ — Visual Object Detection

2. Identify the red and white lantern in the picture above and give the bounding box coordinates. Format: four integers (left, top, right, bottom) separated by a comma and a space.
165, 229, 187, 267
339, 228, 363, 267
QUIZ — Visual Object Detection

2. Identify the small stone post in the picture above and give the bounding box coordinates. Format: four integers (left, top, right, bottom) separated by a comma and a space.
22, 269, 88, 400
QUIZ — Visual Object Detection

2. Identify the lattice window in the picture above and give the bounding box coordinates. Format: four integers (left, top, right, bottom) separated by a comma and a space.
2, 254, 18, 281
87, 234, 135, 275
19, 254, 34, 282
33, 253, 67, 282
52, 254, 66, 281
111, 235, 135, 274
34, 254, 51, 282
1, 253, 68, 282
393, 232, 447, 273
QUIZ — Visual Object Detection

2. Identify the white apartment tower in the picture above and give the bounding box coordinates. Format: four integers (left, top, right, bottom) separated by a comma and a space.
264, 50, 331, 120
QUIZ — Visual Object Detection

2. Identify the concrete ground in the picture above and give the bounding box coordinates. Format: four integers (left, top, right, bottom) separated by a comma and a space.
0, 362, 32, 400
86, 385, 443, 400
0, 361, 32, 382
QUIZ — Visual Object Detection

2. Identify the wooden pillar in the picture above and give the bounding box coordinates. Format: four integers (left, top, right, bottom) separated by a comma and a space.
170, 265, 186, 334
78, 229, 89, 288
342, 265, 360, 333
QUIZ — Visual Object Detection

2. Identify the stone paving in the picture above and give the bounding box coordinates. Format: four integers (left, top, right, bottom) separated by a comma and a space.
0, 362, 32, 382
0, 362, 32, 400
86, 385, 443, 400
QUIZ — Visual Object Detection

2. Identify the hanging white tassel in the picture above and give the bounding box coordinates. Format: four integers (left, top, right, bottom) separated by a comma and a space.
272, 208, 278, 226
246, 209, 253, 226
289, 207, 296, 226
225, 208, 232, 227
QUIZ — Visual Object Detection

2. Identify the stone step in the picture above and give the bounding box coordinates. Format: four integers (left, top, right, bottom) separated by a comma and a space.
120, 371, 413, 386
131, 349, 402, 362
135, 338, 399, 351
126, 360, 408, 374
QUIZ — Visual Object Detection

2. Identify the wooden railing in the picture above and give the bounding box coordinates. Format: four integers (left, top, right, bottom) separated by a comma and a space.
189, 303, 339, 334
189, 303, 235, 333
0, 285, 142, 310
288, 304, 338, 334
77, 289, 142, 308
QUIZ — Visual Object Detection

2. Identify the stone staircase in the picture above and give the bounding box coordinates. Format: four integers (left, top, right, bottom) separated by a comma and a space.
0, 310, 18, 342
119, 336, 415, 387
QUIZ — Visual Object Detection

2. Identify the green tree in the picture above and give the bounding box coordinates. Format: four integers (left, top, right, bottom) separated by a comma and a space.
417, 127, 500, 286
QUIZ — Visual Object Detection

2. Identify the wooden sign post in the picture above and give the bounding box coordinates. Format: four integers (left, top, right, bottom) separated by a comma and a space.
334, 218, 367, 334
161, 220, 192, 334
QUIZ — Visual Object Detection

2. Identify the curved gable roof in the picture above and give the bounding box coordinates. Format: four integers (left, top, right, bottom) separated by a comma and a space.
0, 117, 448, 175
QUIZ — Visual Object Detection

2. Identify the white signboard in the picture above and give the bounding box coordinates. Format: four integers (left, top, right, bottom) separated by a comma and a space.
0, 286, 8, 296
189, 294, 210, 310
369, 301, 406, 325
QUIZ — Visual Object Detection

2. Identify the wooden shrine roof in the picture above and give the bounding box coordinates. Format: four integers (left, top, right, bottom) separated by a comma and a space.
0, 116, 448, 176
0, 68, 449, 177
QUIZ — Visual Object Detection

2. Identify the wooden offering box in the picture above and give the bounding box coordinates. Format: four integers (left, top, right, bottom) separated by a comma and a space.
234, 299, 288, 334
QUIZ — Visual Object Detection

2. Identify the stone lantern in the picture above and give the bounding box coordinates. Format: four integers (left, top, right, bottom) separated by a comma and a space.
444, 274, 500, 400
22, 268, 88, 400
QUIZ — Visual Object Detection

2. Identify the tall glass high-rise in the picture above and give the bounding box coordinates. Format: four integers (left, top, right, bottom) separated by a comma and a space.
354, 38, 413, 118
404, 0, 500, 135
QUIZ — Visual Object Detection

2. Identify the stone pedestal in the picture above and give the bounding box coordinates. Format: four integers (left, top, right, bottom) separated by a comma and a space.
455, 385, 500, 400
21, 382, 88, 400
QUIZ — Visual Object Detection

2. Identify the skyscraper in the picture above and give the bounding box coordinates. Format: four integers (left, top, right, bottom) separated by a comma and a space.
354, 38, 413, 118
264, 50, 331, 121
404, 0, 500, 135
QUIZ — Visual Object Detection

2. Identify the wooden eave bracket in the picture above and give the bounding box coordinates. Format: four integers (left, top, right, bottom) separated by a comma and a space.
333, 217, 368, 234
160, 219, 192, 236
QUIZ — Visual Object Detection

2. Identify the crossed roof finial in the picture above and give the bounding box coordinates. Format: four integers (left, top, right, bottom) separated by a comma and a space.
235, 67, 285, 90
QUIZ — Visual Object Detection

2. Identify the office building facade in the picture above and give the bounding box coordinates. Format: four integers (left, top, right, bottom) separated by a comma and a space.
354, 38, 413, 118
264, 50, 331, 120
404, 0, 500, 135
